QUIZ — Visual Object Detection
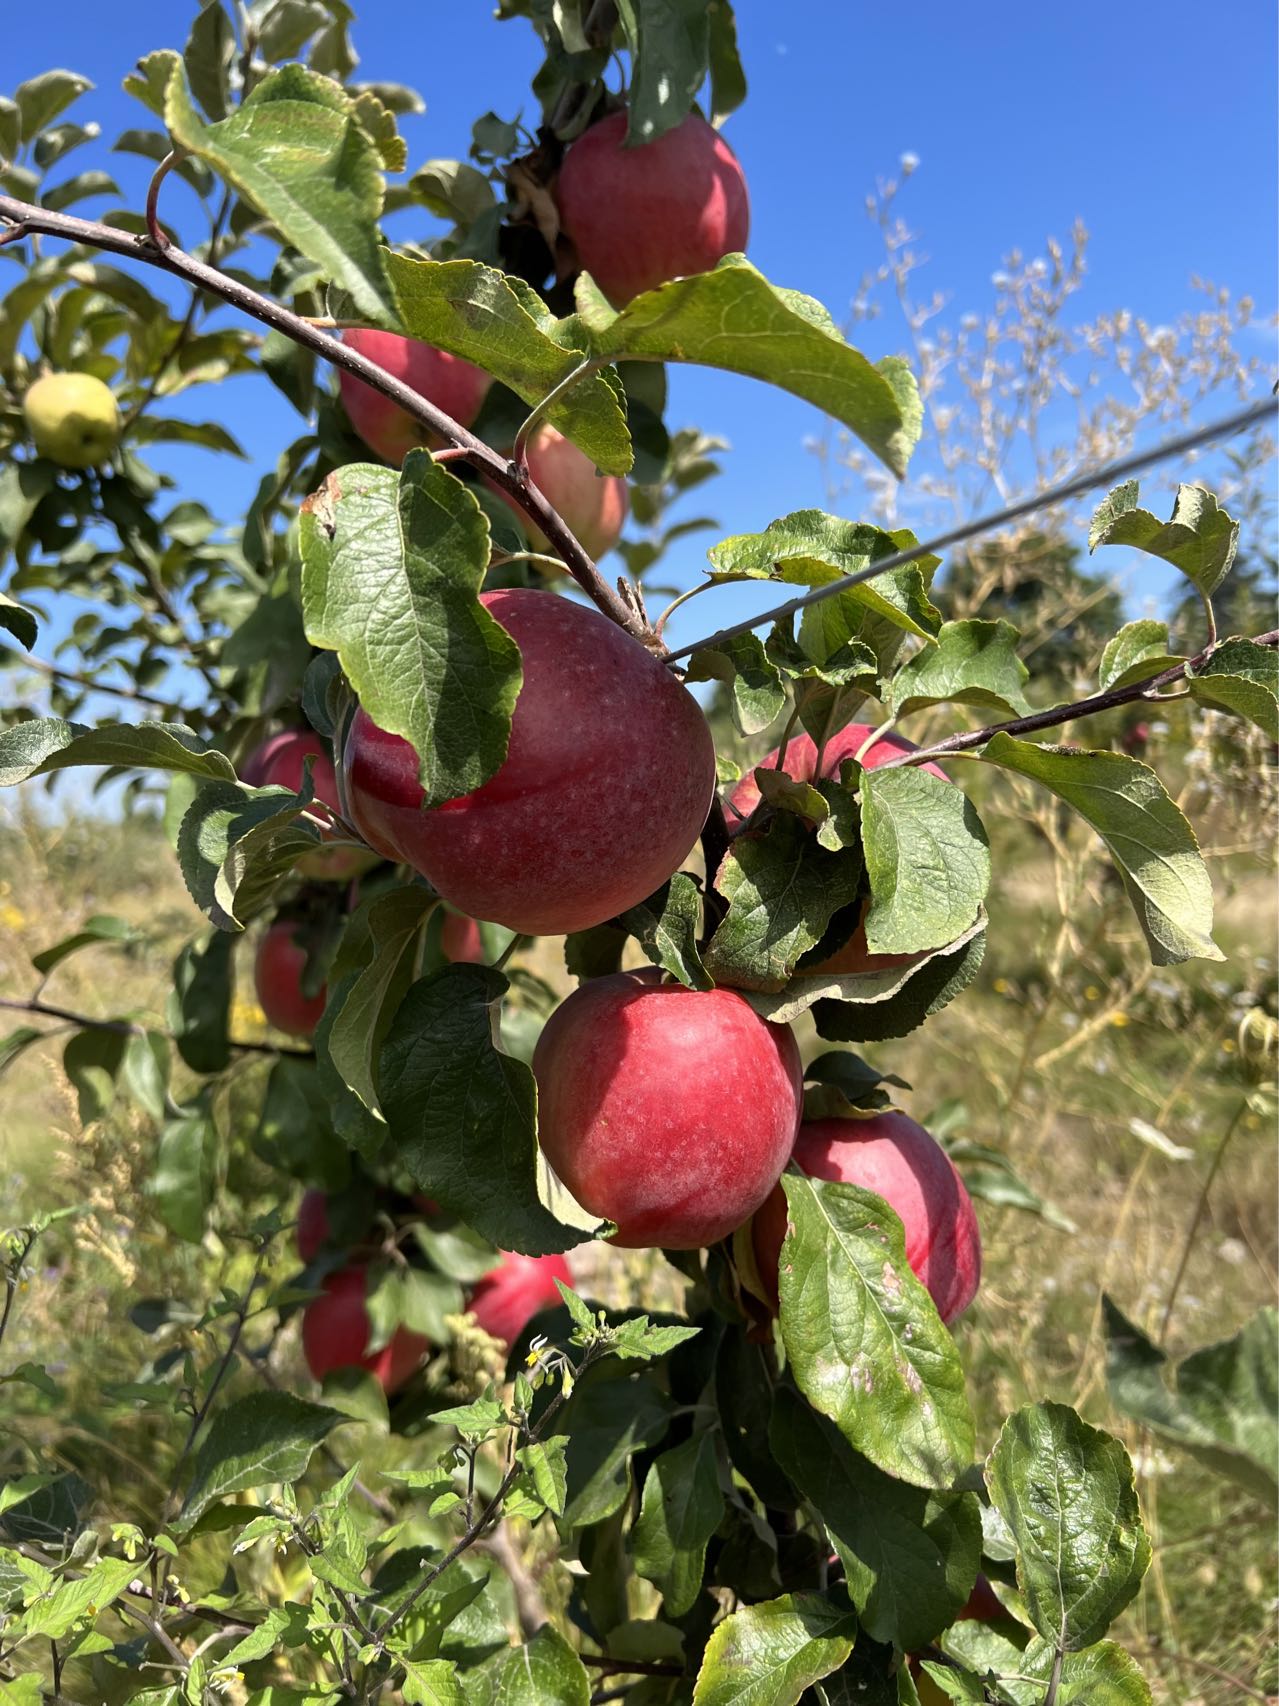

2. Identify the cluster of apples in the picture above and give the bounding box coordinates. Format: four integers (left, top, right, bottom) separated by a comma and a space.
294, 1187, 571, 1394
240, 104, 978, 1384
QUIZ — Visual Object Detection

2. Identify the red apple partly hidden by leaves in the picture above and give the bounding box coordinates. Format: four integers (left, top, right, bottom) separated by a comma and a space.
439, 911, 484, 963
343, 589, 715, 935
337, 329, 491, 463
534, 969, 803, 1248
556, 108, 750, 305
254, 920, 327, 1040
301, 1265, 429, 1396
242, 729, 375, 880
910, 1576, 1013, 1703
752, 1112, 981, 1324
467, 1251, 573, 1349
728, 723, 951, 977
496, 425, 628, 562
296, 1188, 332, 1263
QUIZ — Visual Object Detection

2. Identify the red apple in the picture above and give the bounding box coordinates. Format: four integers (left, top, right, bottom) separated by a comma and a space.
296, 1188, 331, 1263
496, 425, 628, 562
556, 109, 750, 305
337, 329, 491, 463
726, 723, 947, 827
342, 589, 715, 935
242, 729, 374, 881
752, 1112, 981, 1324
301, 1265, 429, 1395
439, 911, 484, 964
533, 969, 803, 1248
254, 920, 327, 1040
467, 1251, 573, 1349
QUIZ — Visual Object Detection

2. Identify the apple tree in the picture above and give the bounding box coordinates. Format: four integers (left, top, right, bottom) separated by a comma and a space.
0, 6, 1275, 1704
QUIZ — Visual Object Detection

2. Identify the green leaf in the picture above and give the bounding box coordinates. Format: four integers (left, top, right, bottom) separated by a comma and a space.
631, 1432, 725, 1616
20, 1555, 136, 1639
177, 1391, 341, 1529
691, 1592, 857, 1706
16, 71, 92, 143
149, 1116, 216, 1243
325, 888, 434, 1117
979, 734, 1221, 965
177, 778, 323, 930
889, 620, 1030, 719
0, 719, 235, 788
1187, 637, 1279, 741
380, 964, 582, 1255
0, 462, 57, 559
617, 0, 710, 144
31, 913, 141, 975
300, 454, 521, 809
1088, 480, 1238, 599
0, 1027, 43, 1076
944, 1139, 1076, 1234
62, 1028, 126, 1124
516, 1437, 569, 1517
770, 1388, 981, 1651
0, 592, 37, 650
559, 1365, 673, 1527
777, 1173, 974, 1489
616, 872, 711, 990
164, 61, 395, 323
387, 254, 632, 474
1097, 620, 1184, 692
1102, 1297, 1277, 1504
999, 1639, 1153, 1706
183, 2, 235, 120
469, 1625, 590, 1705
706, 0, 747, 124
400, 1659, 465, 1706
686, 630, 787, 736
808, 919, 987, 1043
986, 1401, 1150, 1650
40, 169, 120, 211
860, 767, 990, 955
579, 261, 922, 476
704, 814, 864, 992
170, 930, 234, 1073
408, 158, 496, 224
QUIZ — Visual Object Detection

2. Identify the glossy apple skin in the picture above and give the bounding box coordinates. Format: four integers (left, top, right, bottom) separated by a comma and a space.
727, 722, 948, 826
467, 1251, 573, 1348
534, 969, 803, 1248
439, 911, 484, 964
497, 425, 628, 562
296, 1188, 331, 1263
301, 1266, 429, 1395
254, 921, 327, 1040
342, 589, 716, 935
556, 109, 750, 304
337, 329, 491, 462
752, 1113, 981, 1324
242, 729, 375, 880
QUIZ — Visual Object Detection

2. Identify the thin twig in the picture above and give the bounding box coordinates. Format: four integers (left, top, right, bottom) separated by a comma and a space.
170, 1255, 266, 1497
664, 397, 1277, 662
0, 994, 312, 1059
0, 194, 646, 642
1158, 1095, 1248, 1344
19, 652, 180, 710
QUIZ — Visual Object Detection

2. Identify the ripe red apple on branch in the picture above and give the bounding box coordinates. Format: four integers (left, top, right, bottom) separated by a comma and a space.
493, 424, 628, 562
254, 920, 327, 1041
242, 729, 375, 880
533, 968, 803, 1248
750, 1112, 981, 1324
337, 329, 491, 462
301, 1265, 429, 1396
467, 1251, 573, 1349
342, 589, 715, 934
556, 108, 750, 304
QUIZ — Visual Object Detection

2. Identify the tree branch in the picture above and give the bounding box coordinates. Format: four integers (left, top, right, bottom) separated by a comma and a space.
0, 994, 312, 1059
0, 194, 649, 643
871, 629, 1279, 770
17, 652, 185, 711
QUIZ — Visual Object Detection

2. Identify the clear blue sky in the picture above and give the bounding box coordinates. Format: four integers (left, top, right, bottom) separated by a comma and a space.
6, 1, 1277, 663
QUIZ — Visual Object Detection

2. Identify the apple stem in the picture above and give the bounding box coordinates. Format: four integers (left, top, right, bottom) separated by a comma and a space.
849, 716, 897, 770
0, 192, 650, 645
144, 149, 189, 251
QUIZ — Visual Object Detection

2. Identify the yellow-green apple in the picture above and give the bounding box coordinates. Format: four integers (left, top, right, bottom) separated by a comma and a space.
337, 329, 490, 462
556, 109, 749, 305
342, 589, 715, 935
533, 968, 803, 1248
22, 371, 120, 468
